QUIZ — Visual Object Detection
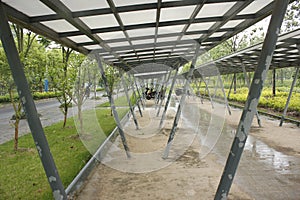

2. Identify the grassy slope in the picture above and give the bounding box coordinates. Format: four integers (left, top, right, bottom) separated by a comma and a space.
0, 107, 128, 200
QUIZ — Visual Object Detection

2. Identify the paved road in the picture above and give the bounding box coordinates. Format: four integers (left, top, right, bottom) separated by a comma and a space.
0, 93, 109, 144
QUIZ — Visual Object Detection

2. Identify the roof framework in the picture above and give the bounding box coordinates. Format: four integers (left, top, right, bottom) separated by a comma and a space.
3, 0, 282, 72
192, 28, 300, 77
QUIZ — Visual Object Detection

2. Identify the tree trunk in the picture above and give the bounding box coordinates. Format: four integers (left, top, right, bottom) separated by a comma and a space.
14, 118, 20, 151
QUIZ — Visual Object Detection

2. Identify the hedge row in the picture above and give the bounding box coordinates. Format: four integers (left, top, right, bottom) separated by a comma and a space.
0, 91, 61, 103
197, 87, 300, 113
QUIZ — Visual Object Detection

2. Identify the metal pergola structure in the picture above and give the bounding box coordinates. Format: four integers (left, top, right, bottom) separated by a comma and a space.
0, 0, 296, 199
191, 28, 300, 76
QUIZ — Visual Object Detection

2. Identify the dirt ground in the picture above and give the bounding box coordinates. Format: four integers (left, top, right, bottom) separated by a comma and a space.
73, 98, 299, 200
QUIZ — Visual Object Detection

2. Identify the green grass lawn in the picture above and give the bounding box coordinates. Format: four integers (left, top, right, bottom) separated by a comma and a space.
0, 106, 128, 199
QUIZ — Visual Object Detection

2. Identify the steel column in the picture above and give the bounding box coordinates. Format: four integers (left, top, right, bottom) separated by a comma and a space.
0, 3, 67, 199
195, 78, 203, 104
215, 0, 289, 198
241, 62, 262, 127
201, 76, 214, 109
134, 77, 145, 110
279, 67, 299, 126
130, 77, 143, 117
122, 76, 139, 129
157, 70, 172, 117
159, 68, 179, 129
94, 55, 131, 158
273, 68, 276, 96
227, 74, 235, 100
233, 73, 237, 94
163, 45, 200, 158
218, 75, 231, 115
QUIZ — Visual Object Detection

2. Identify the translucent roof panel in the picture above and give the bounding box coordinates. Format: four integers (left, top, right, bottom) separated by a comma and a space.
132, 39, 155, 45
157, 36, 179, 43
3, 0, 55, 16
42, 20, 78, 33
119, 9, 156, 26
60, 0, 109, 12
84, 45, 102, 50
196, 2, 236, 18
158, 25, 185, 34
160, 6, 196, 22
80, 14, 119, 29
113, 0, 156, 7
97, 31, 126, 40
221, 20, 245, 29
238, 0, 273, 15
127, 27, 155, 37
187, 22, 215, 32
68, 35, 93, 43
108, 41, 130, 48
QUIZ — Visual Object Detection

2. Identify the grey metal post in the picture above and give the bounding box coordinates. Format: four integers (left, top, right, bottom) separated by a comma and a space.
227, 74, 235, 100
195, 78, 203, 104
134, 77, 145, 110
213, 77, 219, 99
157, 70, 172, 117
163, 45, 200, 159
154, 75, 166, 108
201, 76, 214, 109
233, 73, 237, 94
94, 55, 131, 158
279, 67, 299, 126
0, 4, 67, 199
159, 68, 179, 128
241, 62, 262, 127
122, 76, 139, 129
215, 0, 288, 199
217, 75, 231, 115
273, 68, 276, 96
130, 77, 143, 117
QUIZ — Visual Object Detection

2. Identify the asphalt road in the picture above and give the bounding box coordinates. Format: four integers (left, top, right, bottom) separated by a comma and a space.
0, 93, 108, 144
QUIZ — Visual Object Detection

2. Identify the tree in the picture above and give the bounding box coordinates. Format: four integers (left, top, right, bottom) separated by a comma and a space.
104, 64, 120, 116
49, 47, 75, 128
283, 0, 300, 33
71, 53, 89, 134
9, 24, 38, 151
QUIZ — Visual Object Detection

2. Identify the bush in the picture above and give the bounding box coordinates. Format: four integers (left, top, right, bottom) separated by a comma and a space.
0, 91, 61, 103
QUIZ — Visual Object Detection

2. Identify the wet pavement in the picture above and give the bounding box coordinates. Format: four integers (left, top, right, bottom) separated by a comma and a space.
199, 107, 300, 199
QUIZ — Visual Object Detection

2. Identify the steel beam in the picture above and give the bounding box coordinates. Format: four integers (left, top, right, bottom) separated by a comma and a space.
227, 74, 235, 100
122, 76, 139, 129
94, 55, 131, 158
215, 0, 289, 198
163, 45, 200, 158
159, 68, 179, 129
157, 70, 172, 117
195, 78, 203, 104
233, 72, 237, 94
134, 77, 145, 110
273, 68, 276, 96
0, 3, 67, 199
217, 75, 231, 115
130, 77, 143, 117
201, 76, 214, 109
279, 66, 299, 126
241, 62, 262, 127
